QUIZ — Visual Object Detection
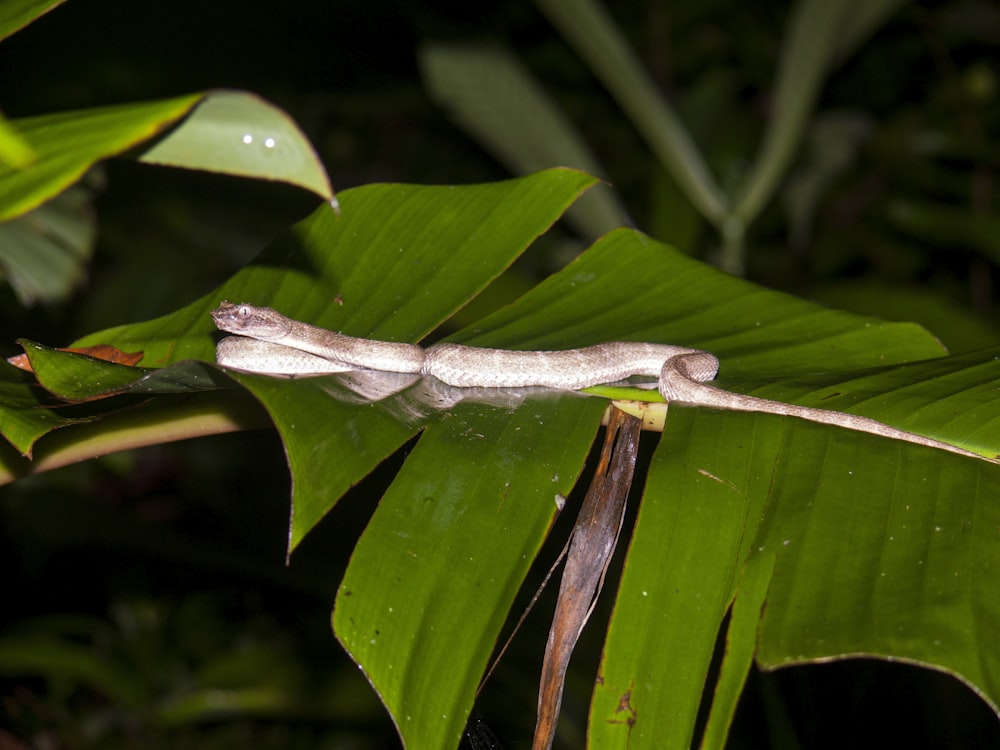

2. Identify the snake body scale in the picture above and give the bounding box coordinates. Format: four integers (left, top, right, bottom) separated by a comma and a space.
211, 301, 986, 461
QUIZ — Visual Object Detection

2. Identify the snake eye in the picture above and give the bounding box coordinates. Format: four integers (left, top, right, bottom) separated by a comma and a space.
238, 305, 251, 318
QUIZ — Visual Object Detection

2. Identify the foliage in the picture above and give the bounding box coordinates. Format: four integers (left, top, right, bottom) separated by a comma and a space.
2, 1, 1000, 749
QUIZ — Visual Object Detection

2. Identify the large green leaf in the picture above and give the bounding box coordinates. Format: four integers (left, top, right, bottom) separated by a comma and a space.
588, 409, 780, 749
334, 394, 606, 748
5, 173, 1000, 749
396, 228, 1000, 748
0, 169, 595, 474
589, 411, 1000, 748
68, 168, 599, 548
756, 432, 1000, 688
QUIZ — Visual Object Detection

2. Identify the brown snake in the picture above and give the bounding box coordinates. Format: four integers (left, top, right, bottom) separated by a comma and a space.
212, 301, 988, 461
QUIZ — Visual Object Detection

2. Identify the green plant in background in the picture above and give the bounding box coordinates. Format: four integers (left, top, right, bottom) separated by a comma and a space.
421, 0, 910, 275
2, 1, 1000, 749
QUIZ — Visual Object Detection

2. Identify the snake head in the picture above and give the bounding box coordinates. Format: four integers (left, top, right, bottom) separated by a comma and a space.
211, 301, 292, 340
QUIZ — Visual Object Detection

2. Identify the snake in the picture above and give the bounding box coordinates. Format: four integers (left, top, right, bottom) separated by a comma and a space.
211, 301, 986, 461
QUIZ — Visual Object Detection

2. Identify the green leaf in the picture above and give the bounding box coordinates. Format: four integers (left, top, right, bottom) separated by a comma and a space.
699, 549, 777, 749
0, 90, 335, 225
327, 222, 1000, 748
0, 363, 86, 458
0, 94, 203, 223
18, 341, 231, 400
592, 410, 1000, 749
0, 0, 66, 42
1, 171, 594, 479
0, 385, 264, 481
755, 436, 1000, 709
72, 168, 600, 549
323, 221, 996, 747
0, 339, 261, 470
589, 410, 778, 748
0, 113, 36, 168
334, 395, 605, 750
17, 341, 152, 397
138, 90, 335, 203
0, 179, 97, 304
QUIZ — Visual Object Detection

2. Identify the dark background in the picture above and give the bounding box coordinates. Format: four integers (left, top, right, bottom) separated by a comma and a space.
2, 0, 1000, 747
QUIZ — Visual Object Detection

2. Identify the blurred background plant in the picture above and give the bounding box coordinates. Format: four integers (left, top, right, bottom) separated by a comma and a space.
2, 0, 1000, 747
